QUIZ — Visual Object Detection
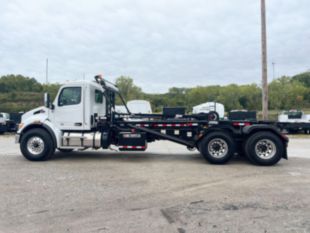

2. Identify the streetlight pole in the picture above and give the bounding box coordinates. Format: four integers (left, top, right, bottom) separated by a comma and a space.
261, 0, 268, 120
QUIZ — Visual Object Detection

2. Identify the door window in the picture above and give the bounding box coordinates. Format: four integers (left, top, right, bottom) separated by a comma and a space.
58, 87, 81, 106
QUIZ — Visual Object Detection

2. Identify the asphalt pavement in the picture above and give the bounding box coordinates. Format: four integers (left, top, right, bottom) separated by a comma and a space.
0, 135, 310, 233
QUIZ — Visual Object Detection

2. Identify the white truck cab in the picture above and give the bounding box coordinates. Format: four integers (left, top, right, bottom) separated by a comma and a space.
127, 100, 152, 114
192, 102, 225, 120
16, 78, 112, 160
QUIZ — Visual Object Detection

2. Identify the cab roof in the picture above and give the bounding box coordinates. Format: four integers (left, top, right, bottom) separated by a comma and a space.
62, 80, 119, 92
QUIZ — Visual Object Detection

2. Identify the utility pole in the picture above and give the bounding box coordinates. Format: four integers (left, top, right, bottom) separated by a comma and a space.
46, 58, 49, 84
261, 0, 268, 120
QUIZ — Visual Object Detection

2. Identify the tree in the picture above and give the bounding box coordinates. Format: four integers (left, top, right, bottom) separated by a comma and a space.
217, 84, 242, 111
0, 74, 42, 92
292, 72, 310, 87
1, 71, 310, 113
115, 76, 143, 103
269, 76, 308, 109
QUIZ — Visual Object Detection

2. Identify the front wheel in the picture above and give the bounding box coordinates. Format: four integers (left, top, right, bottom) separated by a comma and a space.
199, 131, 235, 164
20, 128, 55, 161
244, 132, 284, 166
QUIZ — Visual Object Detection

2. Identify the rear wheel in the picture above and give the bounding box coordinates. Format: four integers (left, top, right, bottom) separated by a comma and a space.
244, 131, 283, 166
20, 128, 55, 161
199, 131, 235, 164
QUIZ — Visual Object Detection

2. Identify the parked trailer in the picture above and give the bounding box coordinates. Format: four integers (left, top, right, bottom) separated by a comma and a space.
276, 122, 310, 134
277, 110, 310, 134
15, 76, 288, 165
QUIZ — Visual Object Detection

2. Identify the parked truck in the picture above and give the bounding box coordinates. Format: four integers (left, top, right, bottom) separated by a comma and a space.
277, 110, 310, 134
0, 113, 8, 134
15, 76, 289, 165
0, 112, 22, 133
192, 102, 225, 120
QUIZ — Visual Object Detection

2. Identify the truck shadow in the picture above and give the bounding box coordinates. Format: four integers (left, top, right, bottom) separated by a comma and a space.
51, 151, 250, 165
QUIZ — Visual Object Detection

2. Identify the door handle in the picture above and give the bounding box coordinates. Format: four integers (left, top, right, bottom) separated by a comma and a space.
74, 122, 82, 126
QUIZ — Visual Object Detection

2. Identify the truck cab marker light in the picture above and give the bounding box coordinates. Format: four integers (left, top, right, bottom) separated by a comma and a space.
18, 123, 24, 130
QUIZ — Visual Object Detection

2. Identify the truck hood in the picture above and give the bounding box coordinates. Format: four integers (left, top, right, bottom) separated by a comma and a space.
22, 106, 49, 122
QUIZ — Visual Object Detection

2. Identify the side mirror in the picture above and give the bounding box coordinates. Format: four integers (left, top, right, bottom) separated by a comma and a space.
44, 93, 51, 109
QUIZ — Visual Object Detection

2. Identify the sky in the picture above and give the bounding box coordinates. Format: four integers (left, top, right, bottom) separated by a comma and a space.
0, 0, 309, 93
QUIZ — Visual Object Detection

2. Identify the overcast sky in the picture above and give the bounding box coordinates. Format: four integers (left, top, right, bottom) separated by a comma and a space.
0, 0, 309, 93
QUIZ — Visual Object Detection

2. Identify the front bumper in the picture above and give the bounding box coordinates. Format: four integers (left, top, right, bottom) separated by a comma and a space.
15, 134, 20, 144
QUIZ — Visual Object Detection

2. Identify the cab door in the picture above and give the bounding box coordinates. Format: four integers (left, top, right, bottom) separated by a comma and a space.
53, 85, 85, 130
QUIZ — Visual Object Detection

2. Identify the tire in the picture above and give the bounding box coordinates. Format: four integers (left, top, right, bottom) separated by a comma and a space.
20, 128, 55, 161
244, 131, 283, 166
58, 148, 73, 153
208, 111, 219, 121
199, 131, 235, 164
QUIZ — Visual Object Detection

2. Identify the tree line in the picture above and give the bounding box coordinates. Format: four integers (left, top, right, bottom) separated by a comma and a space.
116, 72, 310, 112
0, 72, 309, 113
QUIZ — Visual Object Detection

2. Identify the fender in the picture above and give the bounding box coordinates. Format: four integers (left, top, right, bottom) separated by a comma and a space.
242, 124, 285, 139
18, 123, 58, 148
195, 124, 238, 147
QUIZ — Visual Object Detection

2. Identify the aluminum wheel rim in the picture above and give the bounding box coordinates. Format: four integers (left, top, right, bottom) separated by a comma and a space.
27, 136, 45, 155
255, 139, 276, 160
208, 138, 228, 158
